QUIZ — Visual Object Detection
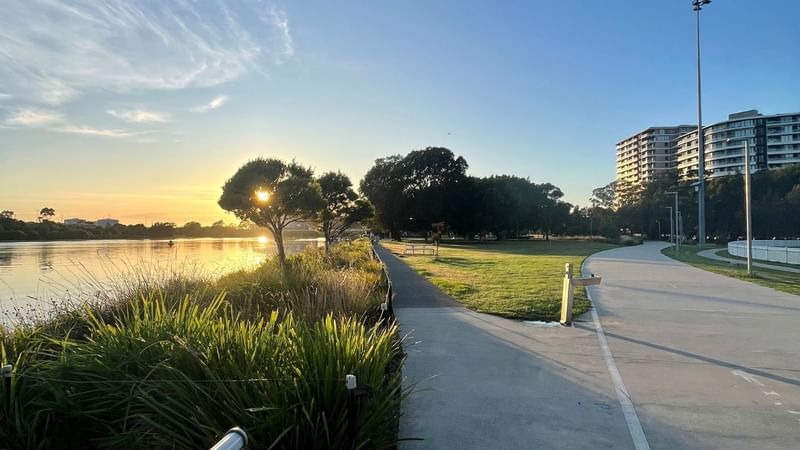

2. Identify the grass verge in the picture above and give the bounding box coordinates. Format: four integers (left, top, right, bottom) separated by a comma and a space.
661, 245, 800, 297
382, 239, 617, 321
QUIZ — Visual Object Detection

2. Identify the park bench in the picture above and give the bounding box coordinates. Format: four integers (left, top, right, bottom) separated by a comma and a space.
404, 243, 437, 256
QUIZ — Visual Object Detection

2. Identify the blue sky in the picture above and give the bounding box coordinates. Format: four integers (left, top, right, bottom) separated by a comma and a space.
1, 0, 798, 224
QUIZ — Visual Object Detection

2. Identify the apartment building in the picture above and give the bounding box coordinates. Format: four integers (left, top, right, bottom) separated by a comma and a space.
674, 110, 800, 179
616, 110, 800, 185
615, 125, 694, 185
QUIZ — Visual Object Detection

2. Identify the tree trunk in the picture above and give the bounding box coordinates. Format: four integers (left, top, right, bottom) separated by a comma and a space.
273, 227, 287, 266
324, 226, 332, 252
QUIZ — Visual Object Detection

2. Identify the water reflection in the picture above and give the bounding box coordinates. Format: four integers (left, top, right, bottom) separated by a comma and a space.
0, 237, 323, 325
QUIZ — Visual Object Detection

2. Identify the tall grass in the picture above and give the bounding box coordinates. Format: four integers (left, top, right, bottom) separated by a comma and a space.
0, 238, 403, 449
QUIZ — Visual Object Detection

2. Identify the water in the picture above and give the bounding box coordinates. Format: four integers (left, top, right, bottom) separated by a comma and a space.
0, 237, 322, 325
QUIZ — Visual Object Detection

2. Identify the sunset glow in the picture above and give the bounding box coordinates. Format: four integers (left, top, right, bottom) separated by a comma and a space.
255, 191, 271, 203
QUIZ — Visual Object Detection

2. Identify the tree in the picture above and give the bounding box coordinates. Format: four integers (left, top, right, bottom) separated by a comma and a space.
317, 172, 374, 250
590, 182, 616, 210
361, 147, 468, 240
183, 221, 203, 235
39, 207, 55, 222
0, 210, 13, 219
218, 158, 325, 265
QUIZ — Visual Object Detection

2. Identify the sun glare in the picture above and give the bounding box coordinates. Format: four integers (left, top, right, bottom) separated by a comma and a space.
255, 190, 270, 202
258, 235, 269, 244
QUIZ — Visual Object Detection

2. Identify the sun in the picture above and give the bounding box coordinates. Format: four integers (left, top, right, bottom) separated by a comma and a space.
255, 190, 270, 202
258, 236, 269, 244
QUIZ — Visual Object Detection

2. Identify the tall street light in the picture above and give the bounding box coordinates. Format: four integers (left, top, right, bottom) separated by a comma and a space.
666, 191, 680, 252
665, 206, 674, 253
693, 0, 711, 248
727, 138, 753, 275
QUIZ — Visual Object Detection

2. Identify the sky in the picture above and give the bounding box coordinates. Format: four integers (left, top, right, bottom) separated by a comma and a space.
1, 0, 798, 225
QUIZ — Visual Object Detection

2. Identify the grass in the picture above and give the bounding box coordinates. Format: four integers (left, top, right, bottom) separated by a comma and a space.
715, 249, 800, 270
661, 245, 800, 297
0, 238, 404, 449
382, 239, 618, 321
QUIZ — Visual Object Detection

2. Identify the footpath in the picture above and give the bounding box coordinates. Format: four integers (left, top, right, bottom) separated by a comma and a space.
373, 245, 632, 449
584, 242, 800, 449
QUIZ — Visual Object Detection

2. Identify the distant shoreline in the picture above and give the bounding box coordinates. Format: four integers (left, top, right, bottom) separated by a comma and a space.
0, 231, 322, 244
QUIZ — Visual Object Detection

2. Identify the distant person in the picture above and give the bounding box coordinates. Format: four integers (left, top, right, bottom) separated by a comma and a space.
168, 240, 174, 247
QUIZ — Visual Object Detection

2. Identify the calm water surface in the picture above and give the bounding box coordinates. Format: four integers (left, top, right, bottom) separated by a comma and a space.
0, 238, 321, 324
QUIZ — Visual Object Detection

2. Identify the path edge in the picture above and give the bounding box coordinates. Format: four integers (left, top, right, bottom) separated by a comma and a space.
582, 254, 651, 450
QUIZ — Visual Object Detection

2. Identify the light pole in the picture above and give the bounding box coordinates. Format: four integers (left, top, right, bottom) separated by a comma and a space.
666, 191, 680, 252
665, 206, 674, 253
693, 0, 711, 248
727, 138, 753, 275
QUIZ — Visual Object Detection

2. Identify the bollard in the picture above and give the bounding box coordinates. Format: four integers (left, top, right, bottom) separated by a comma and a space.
210, 427, 248, 450
560, 265, 602, 326
560, 264, 574, 325
345, 374, 358, 447
2, 364, 12, 414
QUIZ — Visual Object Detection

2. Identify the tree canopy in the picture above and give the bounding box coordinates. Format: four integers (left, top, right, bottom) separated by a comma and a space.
317, 171, 373, 250
219, 158, 325, 264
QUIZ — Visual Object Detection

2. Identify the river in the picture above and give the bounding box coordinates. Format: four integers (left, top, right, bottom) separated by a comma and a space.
0, 237, 322, 326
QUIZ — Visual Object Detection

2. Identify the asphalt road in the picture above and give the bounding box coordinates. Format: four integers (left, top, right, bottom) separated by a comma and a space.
584, 242, 800, 449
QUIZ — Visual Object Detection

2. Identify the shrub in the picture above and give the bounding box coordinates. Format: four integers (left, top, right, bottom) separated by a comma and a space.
0, 293, 403, 449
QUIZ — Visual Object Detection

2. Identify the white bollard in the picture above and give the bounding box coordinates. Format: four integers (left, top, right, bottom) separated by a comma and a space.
210, 427, 248, 450
560, 263, 574, 325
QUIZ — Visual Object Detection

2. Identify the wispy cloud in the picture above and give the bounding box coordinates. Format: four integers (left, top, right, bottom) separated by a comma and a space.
4, 107, 137, 139
190, 96, 230, 113
0, 93, 11, 100
0, 1, 294, 105
58, 124, 135, 138
5, 108, 64, 126
107, 109, 169, 123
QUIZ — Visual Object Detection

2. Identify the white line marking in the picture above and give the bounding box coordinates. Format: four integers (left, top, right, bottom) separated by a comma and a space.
763, 390, 780, 397
787, 410, 800, 415
732, 370, 765, 387
583, 258, 651, 450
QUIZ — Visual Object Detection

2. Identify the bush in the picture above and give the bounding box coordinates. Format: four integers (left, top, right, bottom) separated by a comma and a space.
0, 294, 403, 449
0, 238, 402, 449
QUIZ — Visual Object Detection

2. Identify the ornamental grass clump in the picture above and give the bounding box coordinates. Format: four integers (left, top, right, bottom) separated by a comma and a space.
0, 292, 403, 449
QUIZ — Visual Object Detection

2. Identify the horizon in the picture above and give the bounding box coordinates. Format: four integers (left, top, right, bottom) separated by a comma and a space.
2, 0, 799, 224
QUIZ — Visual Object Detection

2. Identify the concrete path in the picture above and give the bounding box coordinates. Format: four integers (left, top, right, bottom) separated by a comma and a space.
585, 242, 800, 449
697, 248, 800, 274
374, 245, 632, 449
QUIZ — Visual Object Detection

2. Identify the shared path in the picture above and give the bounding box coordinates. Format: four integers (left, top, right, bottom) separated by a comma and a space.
377, 242, 800, 449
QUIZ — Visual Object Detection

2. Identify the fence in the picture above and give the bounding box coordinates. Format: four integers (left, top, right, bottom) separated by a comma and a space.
728, 240, 800, 265
370, 242, 395, 318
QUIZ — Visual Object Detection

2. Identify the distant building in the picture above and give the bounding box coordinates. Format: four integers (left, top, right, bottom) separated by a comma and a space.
674, 110, 800, 180
616, 110, 800, 187
94, 218, 119, 228
64, 218, 94, 227
616, 126, 695, 185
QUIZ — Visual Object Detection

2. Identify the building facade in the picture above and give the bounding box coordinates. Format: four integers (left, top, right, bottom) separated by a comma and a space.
674, 110, 800, 180
616, 110, 800, 186
615, 126, 694, 185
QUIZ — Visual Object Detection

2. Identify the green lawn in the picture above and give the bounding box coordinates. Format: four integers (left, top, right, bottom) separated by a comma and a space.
382, 239, 617, 321
661, 245, 800, 297
716, 249, 800, 270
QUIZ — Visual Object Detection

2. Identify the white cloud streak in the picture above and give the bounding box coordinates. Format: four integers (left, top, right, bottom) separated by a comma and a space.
107, 109, 169, 123
190, 96, 230, 113
4, 107, 139, 138
5, 108, 64, 126
0, 1, 294, 105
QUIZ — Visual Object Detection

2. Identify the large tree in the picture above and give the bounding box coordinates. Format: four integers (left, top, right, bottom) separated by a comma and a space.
361, 147, 468, 239
219, 158, 324, 265
317, 171, 374, 250
39, 207, 55, 222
